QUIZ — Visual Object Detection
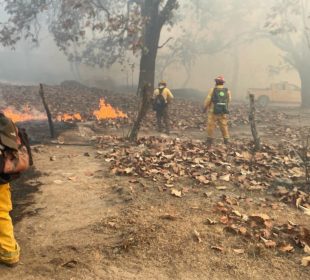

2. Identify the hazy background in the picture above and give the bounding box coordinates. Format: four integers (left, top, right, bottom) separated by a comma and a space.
0, 1, 300, 98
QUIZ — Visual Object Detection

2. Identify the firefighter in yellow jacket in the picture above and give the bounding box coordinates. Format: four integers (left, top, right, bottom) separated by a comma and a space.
153, 81, 174, 134
0, 115, 20, 267
204, 75, 231, 145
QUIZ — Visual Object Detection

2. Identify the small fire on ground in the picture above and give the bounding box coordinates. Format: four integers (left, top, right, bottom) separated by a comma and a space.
2, 98, 128, 123
56, 113, 82, 122
93, 98, 127, 120
2, 106, 47, 123
56, 98, 127, 121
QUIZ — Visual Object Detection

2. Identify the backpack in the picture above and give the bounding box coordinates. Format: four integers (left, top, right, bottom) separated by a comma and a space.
153, 89, 167, 112
212, 88, 229, 115
0, 114, 33, 184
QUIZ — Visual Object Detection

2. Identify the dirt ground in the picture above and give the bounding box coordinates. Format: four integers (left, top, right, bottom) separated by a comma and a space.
0, 106, 310, 280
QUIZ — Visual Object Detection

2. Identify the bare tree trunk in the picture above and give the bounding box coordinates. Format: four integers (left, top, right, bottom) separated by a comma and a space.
129, 1, 162, 141
137, 0, 162, 95
299, 63, 310, 108
249, 94, 260, 151
128, 83, 152, 141
39, 84, 55, 139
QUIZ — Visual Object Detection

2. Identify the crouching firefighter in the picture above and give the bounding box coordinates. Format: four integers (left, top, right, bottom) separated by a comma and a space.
152, 81, 174, 134
0, 113, 33, 267
204, 75, 231, 146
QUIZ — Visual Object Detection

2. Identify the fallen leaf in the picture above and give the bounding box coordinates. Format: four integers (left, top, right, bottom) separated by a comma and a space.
279, 244, 294, 253
220, 174, 230, 182
288, 220, 298, 227
205, 218, 217, 225
68, 176, 77, 181
107, 222, 116, 228
57, 136, 65, 145
220, 216, 229, 225
260, 237, 276, 248
249, 214, 271, 225
296, 197, 302, 209
124, 167, 134, 174
204, 191, 213, 198
196, 175, 210, 185
301, 256, 310, 267
304, 245, 310, 254
193, 229, 202, 243
171, 189, 182, 198
211, 173, 218, 182
299, 205, 310, 216
233, 249, 245, 254
232, 210, 242, 217
216, 186, 227, 190
50, 156, 56, 161
248, 185, 265, 191
62, 260, 78, 268
275, 186, 289, 196
211, 246, 224, 252
160, 214, 178, 221
53, 180, 63, 185
239, 227, 247, 235
224, 225, 239, 235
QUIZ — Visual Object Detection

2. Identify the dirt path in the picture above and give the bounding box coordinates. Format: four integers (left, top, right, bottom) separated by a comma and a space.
0, 125, 309, 280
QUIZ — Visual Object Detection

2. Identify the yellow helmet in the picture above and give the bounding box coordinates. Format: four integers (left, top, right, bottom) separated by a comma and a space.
159, 80, 167, 86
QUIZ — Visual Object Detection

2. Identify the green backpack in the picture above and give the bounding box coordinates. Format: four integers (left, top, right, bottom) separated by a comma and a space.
212, 88, 229, 115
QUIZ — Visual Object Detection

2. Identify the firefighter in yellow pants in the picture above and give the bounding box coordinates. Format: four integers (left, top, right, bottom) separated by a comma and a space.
0, 183, 20, 266
204, 75, 231, 146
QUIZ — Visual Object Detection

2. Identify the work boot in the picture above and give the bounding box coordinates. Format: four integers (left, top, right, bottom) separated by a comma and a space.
0, 244, 20, 268
224, 138, 229, 145
0, 260, 19, 268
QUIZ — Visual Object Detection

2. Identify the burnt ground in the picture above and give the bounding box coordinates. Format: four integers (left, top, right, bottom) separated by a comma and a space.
10, 169, 43, 224
0, 104, 310, 280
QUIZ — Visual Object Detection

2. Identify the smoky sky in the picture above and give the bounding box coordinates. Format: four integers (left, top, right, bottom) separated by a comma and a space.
0, 1, 303, 95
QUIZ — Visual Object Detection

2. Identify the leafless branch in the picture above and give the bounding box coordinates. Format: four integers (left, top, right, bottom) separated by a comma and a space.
158, 37, 173, 48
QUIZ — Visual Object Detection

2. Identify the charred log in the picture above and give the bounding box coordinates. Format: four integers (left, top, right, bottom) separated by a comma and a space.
249, 94, 261, 151
39, 84, 55, 139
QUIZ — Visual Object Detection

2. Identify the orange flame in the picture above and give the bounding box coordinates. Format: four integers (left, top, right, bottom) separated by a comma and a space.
56, 113, 82, 122
3, 106, 47, 123
93, 98, 127, 120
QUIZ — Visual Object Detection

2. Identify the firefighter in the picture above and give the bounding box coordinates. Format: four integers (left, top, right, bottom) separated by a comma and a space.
153, 81, 174, 134
0, 114, 21, 267
204, 75, 231, 145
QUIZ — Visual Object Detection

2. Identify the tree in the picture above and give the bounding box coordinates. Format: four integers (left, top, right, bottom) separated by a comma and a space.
266, 0, 310, 107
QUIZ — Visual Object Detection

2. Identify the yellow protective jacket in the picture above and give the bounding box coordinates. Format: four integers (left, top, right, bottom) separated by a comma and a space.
153, 87, 174, 104
204, 85, 232, 114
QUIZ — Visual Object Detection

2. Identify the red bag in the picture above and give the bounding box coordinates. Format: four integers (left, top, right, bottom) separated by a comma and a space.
2, 145, 30, 174
0, 115, 32, 175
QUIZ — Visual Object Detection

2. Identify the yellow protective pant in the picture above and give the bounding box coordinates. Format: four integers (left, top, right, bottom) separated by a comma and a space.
0, 183, 20, 264
207, 113, 230, 139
